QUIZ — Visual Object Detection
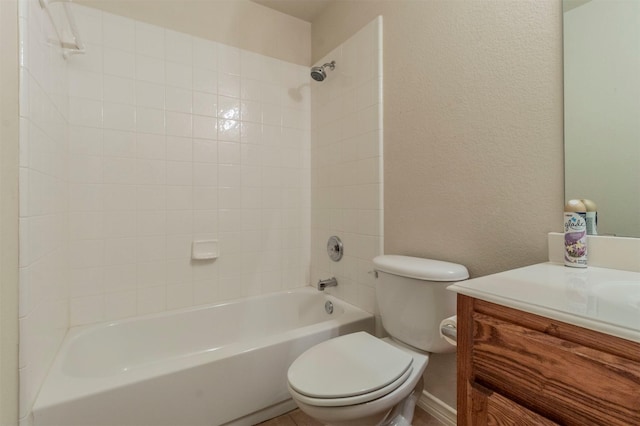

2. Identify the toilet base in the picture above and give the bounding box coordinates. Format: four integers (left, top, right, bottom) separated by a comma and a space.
379, 377, 423, 426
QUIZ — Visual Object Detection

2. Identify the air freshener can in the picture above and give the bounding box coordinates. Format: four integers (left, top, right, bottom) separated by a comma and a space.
564, 210, 588, 268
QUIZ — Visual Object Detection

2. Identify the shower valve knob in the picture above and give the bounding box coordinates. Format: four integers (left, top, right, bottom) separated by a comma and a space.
327, 236, 343, 262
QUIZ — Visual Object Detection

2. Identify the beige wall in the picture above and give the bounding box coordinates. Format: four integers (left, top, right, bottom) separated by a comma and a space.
75, 0, 311, 66
313, 0, 564, 278
0, 0, 20, 424
312, 0, 564, 410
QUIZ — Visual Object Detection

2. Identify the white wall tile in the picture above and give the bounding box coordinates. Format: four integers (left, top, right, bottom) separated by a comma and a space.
69, 97, 102, 127
165, 30, 193, 65
217, 44, 240, 76
166, 186, 193, 210
136, 159, 166, 185
193, 163, 217, 186
137, 185, 166, 210
194, 186, 218, 210
166, 62, 193, 89
102, 13, 134, 52
218, 164, 241, 187
136, 81, 165, 109
193, 92, 217, 117
104, 75, 135, 105
166, 136, 192, 162
70, 295, 105, 325
167, 161, 193, 186
135, 22, 164, 59
103, 102, 135, 131
193, 68, 217, 94
103, 211, 137, 237
74, 4, 103, 45
104, 48, 136, 79
137, 286, 166, 314
103, 157, 136, 184
218, 96, 240, 120
166, 283, 193, 309
104, 238, 137, 266
103, 184, 137, 211
193, 139, 217, 163
166, 210, 193, 235
136, 133, 165, 160
310, 18, 382, 313
68, 69, 102, 100
218, 119, 240, 142
137, 211, 167, 236
137, 261, 167, 288
165, 111, 192, 137
193, 115, 217, 140
104, 290, 137, 320
136, 55, 165, 84
166, 87, 192, 113
193, 38, 217, 70
136, 107, 165, 135
70, 43, 103, 74
218, 73, 240, 98
22, 5, 313, 352
218, 141, 241, 165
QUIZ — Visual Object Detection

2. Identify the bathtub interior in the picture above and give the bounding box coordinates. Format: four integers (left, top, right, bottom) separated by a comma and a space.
60, 289, 345, 378
32, 288, 374, 426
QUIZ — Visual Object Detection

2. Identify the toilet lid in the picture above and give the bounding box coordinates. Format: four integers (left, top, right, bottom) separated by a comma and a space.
287, 332, 413, 399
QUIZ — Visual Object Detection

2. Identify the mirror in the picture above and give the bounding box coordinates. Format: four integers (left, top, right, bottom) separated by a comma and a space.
563, 0, 640, 237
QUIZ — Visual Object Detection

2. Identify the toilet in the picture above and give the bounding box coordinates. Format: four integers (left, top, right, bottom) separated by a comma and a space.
287, 255, 469, 426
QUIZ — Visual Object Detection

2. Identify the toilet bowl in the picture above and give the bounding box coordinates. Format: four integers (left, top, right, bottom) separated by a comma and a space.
287, 255, 468, 426
287, 332, 428, 426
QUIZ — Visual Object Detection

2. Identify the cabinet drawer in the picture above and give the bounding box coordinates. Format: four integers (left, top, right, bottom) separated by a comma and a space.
470, 382, 558, 426
472, 312, 640, 425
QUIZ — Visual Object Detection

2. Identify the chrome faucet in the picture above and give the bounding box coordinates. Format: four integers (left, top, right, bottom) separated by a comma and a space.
317, 277, 338, 291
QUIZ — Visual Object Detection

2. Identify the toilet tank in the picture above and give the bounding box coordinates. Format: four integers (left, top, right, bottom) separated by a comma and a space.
373, 255, 468, 353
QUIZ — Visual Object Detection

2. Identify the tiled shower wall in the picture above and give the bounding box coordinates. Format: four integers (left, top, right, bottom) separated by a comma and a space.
64, 5, 311, 325
18, 1, 311, 418
310, 18, 383, 313
18, 0, 70, 419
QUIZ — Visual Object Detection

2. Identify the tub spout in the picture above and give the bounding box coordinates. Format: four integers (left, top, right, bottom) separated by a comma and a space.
317, 277, 337, 291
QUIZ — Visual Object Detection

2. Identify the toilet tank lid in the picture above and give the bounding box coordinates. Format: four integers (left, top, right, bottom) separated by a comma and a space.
373, 255, 469, 281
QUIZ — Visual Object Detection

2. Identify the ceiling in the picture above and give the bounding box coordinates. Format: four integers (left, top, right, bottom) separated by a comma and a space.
250, 0, 332, 22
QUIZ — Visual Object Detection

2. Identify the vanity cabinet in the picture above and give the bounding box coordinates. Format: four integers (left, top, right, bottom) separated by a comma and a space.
457, 295, 640, 426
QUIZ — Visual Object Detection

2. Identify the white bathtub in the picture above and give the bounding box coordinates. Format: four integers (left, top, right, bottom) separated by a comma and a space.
32, 287, 374, 426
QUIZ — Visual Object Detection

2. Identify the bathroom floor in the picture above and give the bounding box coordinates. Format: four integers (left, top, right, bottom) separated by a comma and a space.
258, 408, 443, 425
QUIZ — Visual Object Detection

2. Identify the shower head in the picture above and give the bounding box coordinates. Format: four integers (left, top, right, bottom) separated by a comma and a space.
310, 61, 336, 82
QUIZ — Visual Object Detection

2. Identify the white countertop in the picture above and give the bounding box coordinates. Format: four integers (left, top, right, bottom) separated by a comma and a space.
448, 262, 640, 344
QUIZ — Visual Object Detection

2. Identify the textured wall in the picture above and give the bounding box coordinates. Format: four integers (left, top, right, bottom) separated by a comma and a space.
314, 0, 564, 278
312, 0, 564, 410
0, 0, 20, 424
74, 0, 311, 66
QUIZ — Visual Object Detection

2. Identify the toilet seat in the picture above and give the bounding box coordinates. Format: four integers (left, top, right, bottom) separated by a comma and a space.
287, 332, 414, 407
288, 365, 413, 407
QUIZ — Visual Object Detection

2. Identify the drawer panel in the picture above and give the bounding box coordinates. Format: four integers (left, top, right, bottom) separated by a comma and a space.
472, 312, 640, 425
470, 383, 558, 426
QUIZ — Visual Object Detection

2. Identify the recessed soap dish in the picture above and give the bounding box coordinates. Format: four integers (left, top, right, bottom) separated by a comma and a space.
191, 240, 219, 260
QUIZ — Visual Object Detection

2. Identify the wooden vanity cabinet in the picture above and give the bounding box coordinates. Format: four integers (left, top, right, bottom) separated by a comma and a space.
457, 295, 640, 426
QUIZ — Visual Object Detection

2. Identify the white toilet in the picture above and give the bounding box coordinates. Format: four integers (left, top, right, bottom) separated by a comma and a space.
287, 255, 469, 426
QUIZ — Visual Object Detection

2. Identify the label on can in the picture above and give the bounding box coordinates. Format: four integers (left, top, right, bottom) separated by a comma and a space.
564, 212, 587, 268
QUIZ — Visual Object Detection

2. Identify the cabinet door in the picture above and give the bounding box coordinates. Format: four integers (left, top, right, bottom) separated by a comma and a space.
472, 312, 640, 425
470, 383, 558, 426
